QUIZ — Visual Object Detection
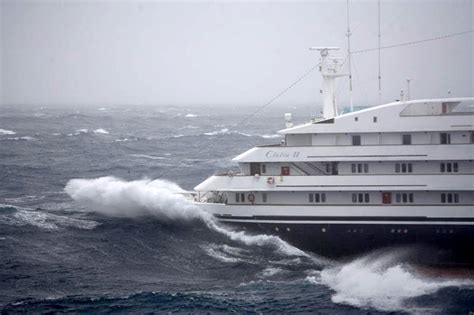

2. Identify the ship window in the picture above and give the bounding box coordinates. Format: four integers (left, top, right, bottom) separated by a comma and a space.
364, 193, 370, 203
409, 193, 414, 203
364, 164, 369, 173
396, 193, 401, 203
325, 163, 331, 173
354, 117, 358, 121
373, 116, 377, 123
440, 163, 445, 172
357, 164, 362, 173
358, 193, 363, 203
440, 133, 451, 144
241, 193, 245, 202
408, 163, 413, 173
447, 163, 452, 172
235, 193, 240, 203
352, 135, 361, 146
453, 163, 458, 172
442, 193, 460, 203
262, 193, 267, 203
261, 164, 267, 174
315, 193, 320, 203
402, 193, 408, 203
351, 164, 356, 173
395, 163, 400, 173
352, 194, 357, 203
471, 131, 474, 143
309, 193, 313, 203
402, 164, 407, 173
402, 134, 412, 145
321, 193, 326, 202
281, 166, 290, 176
441, 162, 458, 173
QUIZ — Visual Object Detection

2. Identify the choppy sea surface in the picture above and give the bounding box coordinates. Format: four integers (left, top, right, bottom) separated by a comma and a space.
1, 104, 473, 314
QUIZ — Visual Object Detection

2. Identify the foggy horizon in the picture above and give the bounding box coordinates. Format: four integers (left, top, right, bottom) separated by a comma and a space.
1, 0, 473, 108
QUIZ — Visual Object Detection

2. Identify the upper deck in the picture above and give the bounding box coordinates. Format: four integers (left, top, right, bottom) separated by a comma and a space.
279, 98, 474, 135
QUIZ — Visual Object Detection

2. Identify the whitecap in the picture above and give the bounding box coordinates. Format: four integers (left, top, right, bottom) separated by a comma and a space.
317, 251, 474, 312
4, 136, 35, 141
201, 244, 242, 263
184, 113, 198, 118
0, 128, 16, 135
130, 154, 166, 160
260, 134, 282, 139
93, 128, 109, 134
74, 129, 89, 135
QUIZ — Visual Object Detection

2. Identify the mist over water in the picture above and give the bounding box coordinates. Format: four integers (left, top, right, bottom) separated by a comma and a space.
1, 104, 473, 313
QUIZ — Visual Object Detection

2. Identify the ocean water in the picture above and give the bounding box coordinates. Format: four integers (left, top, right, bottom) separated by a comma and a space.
1, 104, 473, 314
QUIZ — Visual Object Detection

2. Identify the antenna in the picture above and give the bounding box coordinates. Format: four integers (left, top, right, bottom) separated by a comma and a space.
346, 0, 353, 112
377, 0, 382, 104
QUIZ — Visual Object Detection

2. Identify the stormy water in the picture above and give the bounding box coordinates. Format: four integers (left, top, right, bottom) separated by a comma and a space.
1, 104, 473, 314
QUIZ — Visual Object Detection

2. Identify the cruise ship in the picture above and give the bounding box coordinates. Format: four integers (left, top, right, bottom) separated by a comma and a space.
194, 48, 474, 265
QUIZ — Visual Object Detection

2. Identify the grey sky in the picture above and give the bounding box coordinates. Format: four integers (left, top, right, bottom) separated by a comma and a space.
1, 0, 472, 107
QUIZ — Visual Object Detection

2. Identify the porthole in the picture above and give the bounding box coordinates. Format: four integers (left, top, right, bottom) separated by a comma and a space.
286, 227, 291, 232
391, 229, 395, 233
321, 228, 326, 233
404, 229, 408, 234
275, 227, 279, 232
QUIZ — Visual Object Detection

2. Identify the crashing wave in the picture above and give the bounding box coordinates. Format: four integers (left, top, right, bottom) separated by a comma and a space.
0, 128, 16, 135
93, 128, 109, 134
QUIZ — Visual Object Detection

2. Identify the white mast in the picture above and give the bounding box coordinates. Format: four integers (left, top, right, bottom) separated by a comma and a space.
346, 0, 354, 112
377, 0, 382, 103
310, 47, 345, 119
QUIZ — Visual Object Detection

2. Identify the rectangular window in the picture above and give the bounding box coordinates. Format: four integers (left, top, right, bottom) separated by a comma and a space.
454, 194, 459, 203
352, 193, 357, 203
352, 135, 361, 146
447, 163, 452, 172
408, 163, 413, 173
440, 163, 445, 173
440, 133, 451, 144
315, 193, 320, 203
402, 164, 407, 173
358, 164, 362, 173
241, 193, 245, 202
309, 193, 313, 203
364, 164, 369, 173
261, 164, 267, 174
447, 194, 453, 203
441, 193, 446, 203
409, 193, 414, 203
396, 193, 401, 203
321, 193, 326, 203
453, 163, 458, 172
402, 134, 412, 145
395, 163, 400, 173
325, 163, 331, 173
250, 163, 261, 175
262, 193, 267, 203
402, 193, 408, 203
235, 193, 240, 203
358, 193, 363, 203
364, 193, 370, 203
373, 116, 377, 123
351, 164, 356, 173
281, 166, 290, 176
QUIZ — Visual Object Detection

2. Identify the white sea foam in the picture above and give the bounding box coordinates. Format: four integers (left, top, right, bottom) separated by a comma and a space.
75, 129, 89, 134
259, 267, 283, 278
130, 154, 166, 160
93, 128, 109, 134
204, 128, 229, 136
316, 251, 474, 312
184, 113, 198, 118
64, 176, 316, 259
0, 128, 16, 135
0, 204, 99, 230
201, 244, 243, 263
4, 136, 35, 141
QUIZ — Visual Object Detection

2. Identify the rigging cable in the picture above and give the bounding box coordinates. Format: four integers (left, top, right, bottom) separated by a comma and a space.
352, 30, 473, 54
